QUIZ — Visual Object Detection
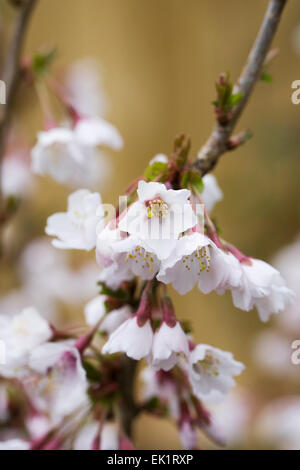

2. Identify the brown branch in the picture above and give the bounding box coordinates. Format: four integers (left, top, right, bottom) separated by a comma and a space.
118, 355, 139, 438
193, 0, 287, 175
0, 0, 38, 203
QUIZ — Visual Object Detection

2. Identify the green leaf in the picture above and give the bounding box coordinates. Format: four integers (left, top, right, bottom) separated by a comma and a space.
181, 170, 204, 193
144, 397, 168, 416
229, 92, 243, 106
6, 195, 20, 215
180, 172, 189, 189
98, 282, 129, 301
260, 71, 273, 83
144, 162, 168, 181
32, 48, 57, 78
181, 320, 193, 334
82, 360, 102, 382
191, 172, 204, 193
152, 318, 162, 331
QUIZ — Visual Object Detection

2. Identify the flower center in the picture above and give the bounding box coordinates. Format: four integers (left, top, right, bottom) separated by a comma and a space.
146, 198, 169, 219
194, 353, 220, 377
181, 246, 210, 275
71, 210, 86, 227
125, 246, 155, 274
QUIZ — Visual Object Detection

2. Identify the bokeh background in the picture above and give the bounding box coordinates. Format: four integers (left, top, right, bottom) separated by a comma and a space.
1, 0, 300, 449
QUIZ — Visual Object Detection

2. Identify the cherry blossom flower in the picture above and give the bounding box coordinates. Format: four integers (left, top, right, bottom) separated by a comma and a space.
97, 227, 160, 289
152, 321, 189, 371
152, 297, 189, 371
187, 344, 245, 401
157, 232, 211, 294
46, 189, 104, 250
201, 174, 223, 213
197, 245, 242, 296
109, 235, 161, 280
158, 233, 242, 296
118, 181, 197, 260
231, 258, 294, 322
102, 315, 153, 360
102, 285, 153, 360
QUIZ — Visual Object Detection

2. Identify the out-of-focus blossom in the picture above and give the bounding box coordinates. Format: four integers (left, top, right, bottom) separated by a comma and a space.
46, 189, 104, 250
64, 59, 107, 117
272, 237, 300, 332
255, 396, 300, 450
201, 174, 223, 213
61, 261, 100, 304
74, 117, 123, 150
206, 388, 253, 447
0, 307, 52, 378
25, 342, 89, 425
253, 330, 299, 381
31, 128, 91, 187
0, 439, 30, 450
0, 238, 101, 324
31, 127, 114, 188
2, 154, 32, 198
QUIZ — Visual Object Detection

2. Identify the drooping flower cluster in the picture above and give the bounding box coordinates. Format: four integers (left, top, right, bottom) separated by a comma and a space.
0, 56, 294, 450
0, 137, 289, 451
47, 173, 293, 323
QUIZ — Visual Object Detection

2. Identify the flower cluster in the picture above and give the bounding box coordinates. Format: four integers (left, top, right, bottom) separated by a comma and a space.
0, 55, 294, 450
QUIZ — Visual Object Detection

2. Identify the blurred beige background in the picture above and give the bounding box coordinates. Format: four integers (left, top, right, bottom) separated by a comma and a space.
2, 0, 300, 449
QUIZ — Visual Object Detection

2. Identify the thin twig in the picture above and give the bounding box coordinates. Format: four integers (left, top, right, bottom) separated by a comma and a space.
0, 0, 38, 204
193, 0, 287, 175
